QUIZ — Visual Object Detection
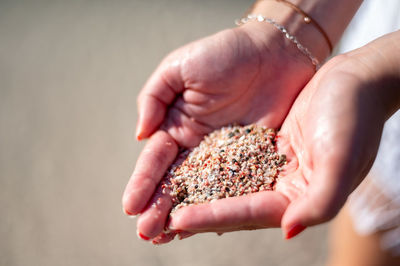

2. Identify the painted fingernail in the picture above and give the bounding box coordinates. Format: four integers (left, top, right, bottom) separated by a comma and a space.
137, 231, 151, 241
122, 205, 135, 216
178, 232, 193, 240
285, 224, 306, 239
136, 114, 143, 141
124, 209, 134, 216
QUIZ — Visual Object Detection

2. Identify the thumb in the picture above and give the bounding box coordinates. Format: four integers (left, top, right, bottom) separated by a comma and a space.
281, 163, 351, 239
136, 60, 183, 140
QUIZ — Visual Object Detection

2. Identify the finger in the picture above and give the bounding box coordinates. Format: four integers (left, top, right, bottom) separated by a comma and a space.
137, 62, 183, 140
161, 106, 213, 148
151, 232, 177, 245
122, 130, 178, 215
281, 156, 352, 239
151, 231, 195, 245
173, 95, 245, 129
136, 187, 172, 239
177, 231, 196, 240
137, 185, 195, 241
136, 94, 168, 141
168, 191, 289, 233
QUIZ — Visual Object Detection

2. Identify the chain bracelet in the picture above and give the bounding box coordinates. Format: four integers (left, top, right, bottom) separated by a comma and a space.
235, 14, 320, 70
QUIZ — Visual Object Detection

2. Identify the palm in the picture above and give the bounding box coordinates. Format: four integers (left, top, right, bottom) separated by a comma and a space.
145, 56, 383, 244
124, 25, 317, 242
153, 56, 383, 244
276, 56, 385, 232
137, 26, 313, 147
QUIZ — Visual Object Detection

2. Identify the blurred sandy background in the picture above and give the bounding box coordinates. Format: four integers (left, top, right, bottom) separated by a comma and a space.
0, 1, 329, 265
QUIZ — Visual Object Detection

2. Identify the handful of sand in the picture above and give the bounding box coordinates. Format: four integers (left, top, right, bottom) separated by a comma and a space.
161, 124, 286, 212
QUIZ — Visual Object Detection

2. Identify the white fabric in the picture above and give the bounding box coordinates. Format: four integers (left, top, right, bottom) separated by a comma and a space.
337, 0, 400, 256
338, 0, 400, 53
370, 112, 400, 203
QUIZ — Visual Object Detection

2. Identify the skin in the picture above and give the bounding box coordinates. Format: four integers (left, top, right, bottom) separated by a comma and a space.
121, 0, 387, 243
327, 191, 400, 266
125, 31, 400, 243
124, 22, 314, 242
134, 23, 314, 146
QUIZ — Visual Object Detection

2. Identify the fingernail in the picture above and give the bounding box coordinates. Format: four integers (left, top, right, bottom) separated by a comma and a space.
136, 114, 143, 141
285, 224, 306, 239
122, 205, 136, 216
137, 231, 151, 241
124, 208, 134, 216
178, 232, 192, 240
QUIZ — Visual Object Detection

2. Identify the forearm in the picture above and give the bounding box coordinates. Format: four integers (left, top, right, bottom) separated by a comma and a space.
243, 0, 363, 63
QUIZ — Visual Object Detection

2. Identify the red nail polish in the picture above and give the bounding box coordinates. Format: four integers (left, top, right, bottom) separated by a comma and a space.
124, 209, 134, 216
178, 232, 193, 240
137, 232, 151, 241
286, 224, 306, 239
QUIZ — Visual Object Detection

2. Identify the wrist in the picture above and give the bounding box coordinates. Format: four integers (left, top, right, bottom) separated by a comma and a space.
237, 15, 320, 70
250, 0, 328, 63
243, 0, 362, 64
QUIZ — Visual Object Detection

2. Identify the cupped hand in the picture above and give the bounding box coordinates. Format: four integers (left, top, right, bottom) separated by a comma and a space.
145, 51, 390, 244
279, 28, 400, 233
277, 52, 389, 234
135, 22, 315, 146
122, 22, 317, 242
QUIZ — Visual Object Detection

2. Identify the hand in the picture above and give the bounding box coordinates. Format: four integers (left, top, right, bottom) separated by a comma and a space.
150, 30, 400, 243
278, 31, 400, 234
147, 49, 391, 244
135, 22, 315, 145
122, 22, 316, 242
122, 0, 371, 243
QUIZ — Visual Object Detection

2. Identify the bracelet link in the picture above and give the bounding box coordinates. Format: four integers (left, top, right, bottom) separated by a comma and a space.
236, 14, 321, 70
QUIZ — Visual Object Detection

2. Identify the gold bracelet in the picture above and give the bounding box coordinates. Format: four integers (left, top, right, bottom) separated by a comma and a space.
236, 14, 320, 70
262, 0, 333, 53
